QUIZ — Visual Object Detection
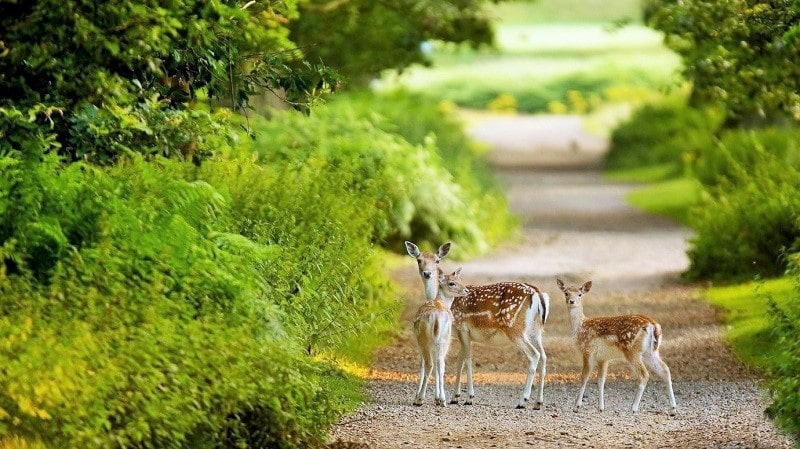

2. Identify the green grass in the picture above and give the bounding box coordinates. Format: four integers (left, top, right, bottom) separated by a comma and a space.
619, 176, 701, 224
375, 1, 681, 113
487, 0, 644, 24
705, 278, 795, 370
605, 163, 681, 183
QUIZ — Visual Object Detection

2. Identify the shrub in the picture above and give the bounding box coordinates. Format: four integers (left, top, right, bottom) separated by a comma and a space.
324, 90, 517, 253
235, 99, 511, 256
765, 256, 800, 441
0, 147, 395, 448
693, 127, 800, 187
487, 93, 518, 113
604, 98, 722, 172
685, 151, 800, 281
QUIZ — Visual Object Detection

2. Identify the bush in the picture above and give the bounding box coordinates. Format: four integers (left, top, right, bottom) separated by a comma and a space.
324, 90, 517, 253
605, 98, 722, 172
235, 98, 513, 257
693, 127, 800, 187
685, 151, 800, 281
684, 128, 800, 281
765, 256, 800, 441
0, 147, 395, 448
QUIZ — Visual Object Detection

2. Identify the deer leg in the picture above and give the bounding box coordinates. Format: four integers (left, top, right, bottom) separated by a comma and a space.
645, 352, 677, 414
433, 355, 444, 407
414, 353, 430, 406
631, 358, 650, 412
532, 330, 547, 410
597, 360, 609, 411
463, 339, 475, 405
434, 338, 450, 407
574, 354, 593, 412
450, 336, 468, 404
515, 335, 541, 409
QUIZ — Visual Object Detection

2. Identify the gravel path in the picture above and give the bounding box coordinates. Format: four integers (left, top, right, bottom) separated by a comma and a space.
330, 113, 797, 449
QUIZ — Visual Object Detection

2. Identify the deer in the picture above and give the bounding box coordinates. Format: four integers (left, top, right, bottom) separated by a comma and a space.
405, 241, 450, 301
556, 278, 677, 415
405, 241, 550, 409
412, 269, 470, 406
449, 271, 550, 409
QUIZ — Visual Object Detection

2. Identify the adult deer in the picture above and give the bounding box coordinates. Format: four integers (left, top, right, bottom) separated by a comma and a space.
412, 269, 470, 406
557, 278, 677, 415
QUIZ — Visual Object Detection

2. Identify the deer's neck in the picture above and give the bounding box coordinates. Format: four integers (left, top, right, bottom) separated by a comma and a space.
568, 306, 586, 338
423, 278, 438, 301
436, 292, 455, 309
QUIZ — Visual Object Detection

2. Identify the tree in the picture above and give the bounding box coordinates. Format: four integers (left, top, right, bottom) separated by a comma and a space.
646, 0, 800, 126
289, 0, 502, 87
0, 0, 338, 164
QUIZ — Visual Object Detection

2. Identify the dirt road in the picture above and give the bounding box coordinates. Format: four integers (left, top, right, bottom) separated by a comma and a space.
330, 114, 797, 449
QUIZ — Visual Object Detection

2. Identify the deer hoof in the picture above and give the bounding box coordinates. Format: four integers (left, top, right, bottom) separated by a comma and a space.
516, 404, 526, 409
668, 407, 677, 417
449, 399, 459, 405
413, 400, 423, 406
533, 401, 543, 410
435, 399, 446, 407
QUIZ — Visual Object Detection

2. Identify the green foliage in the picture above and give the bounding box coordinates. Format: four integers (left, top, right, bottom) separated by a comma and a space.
404, 69, 668, 114
685, 145, 800, 281
684, 128, 800, 281
192, 152, 399, 353
0, 0, 337, 164
377, 19, 680, 114
605, 98, 722, 172
0, 145, 397, 447
704, 276, 800, 439
290, 0, 502, 87
235, 97, 512, 257
489, 0, 645, 24
647, 0, 800, 125
605, 99, 800, 282
765, 261, 800, 441
325, 90, 518, 251
692, 127, 800, 187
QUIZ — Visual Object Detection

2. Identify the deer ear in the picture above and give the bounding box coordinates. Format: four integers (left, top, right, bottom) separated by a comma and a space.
556, 278, 565, 291
438, 242, 451, 259
438, 271, 447, 283
581, 280, 593, 293
453, 266, 462, 277
405, 241, 420, 258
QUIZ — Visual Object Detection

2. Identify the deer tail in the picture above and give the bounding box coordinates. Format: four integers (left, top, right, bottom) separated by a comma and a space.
530, 285, 550, 324
651, 323, 662, 352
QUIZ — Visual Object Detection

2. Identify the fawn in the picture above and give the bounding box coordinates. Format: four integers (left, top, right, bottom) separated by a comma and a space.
412, 268, 469, 406
557, 278, 677, 414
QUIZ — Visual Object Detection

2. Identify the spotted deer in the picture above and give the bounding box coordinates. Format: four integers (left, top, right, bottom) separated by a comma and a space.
405, 241, 451, 301
412, 269, 470, 406
557, 278, 677, 414
448, 271, 550, 409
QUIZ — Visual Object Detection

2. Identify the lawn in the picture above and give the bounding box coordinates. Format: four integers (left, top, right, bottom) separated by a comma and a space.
375, 1, 680, 114
705, 278, 796, 370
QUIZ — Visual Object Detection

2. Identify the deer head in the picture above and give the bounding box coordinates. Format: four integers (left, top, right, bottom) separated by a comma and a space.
405, 241, 451, 300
